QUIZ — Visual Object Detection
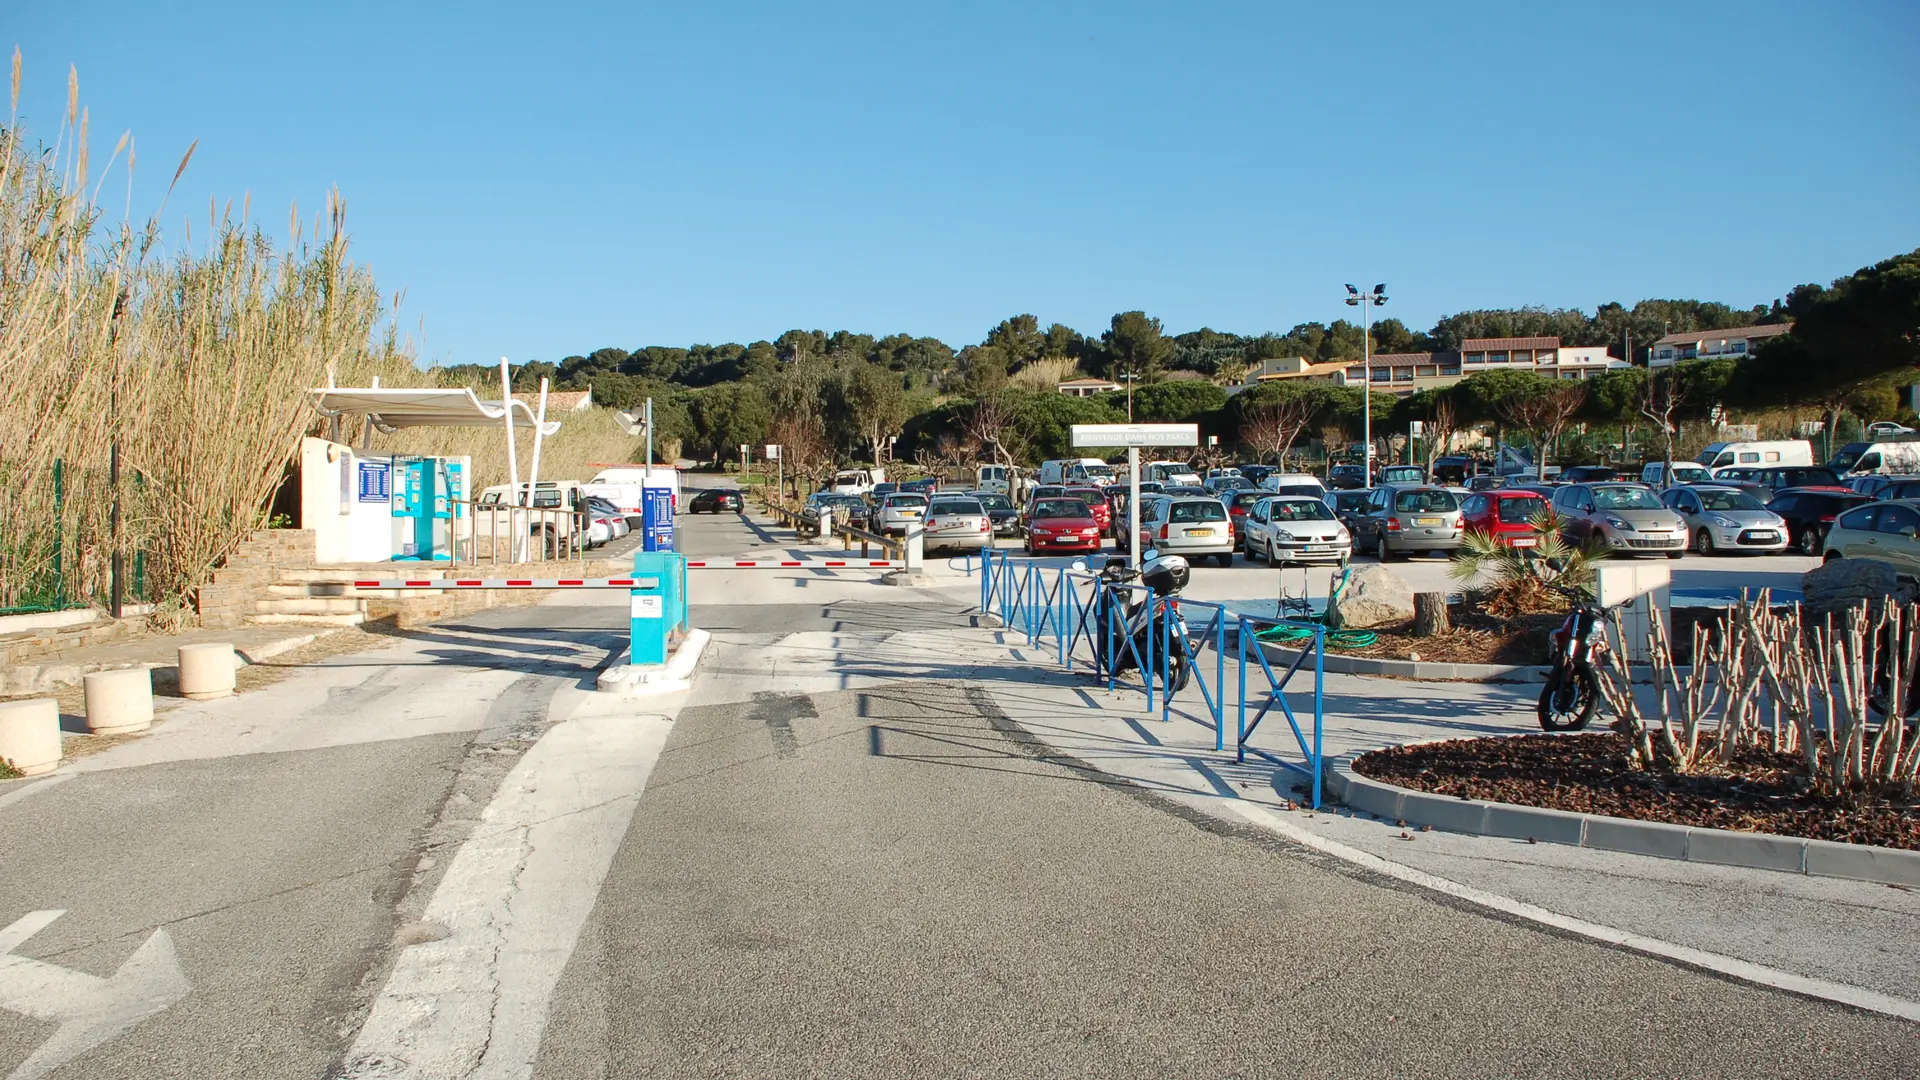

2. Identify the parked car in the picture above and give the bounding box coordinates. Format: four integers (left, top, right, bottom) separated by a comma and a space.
1747, 465, 1846, 497
1860, 476, 1920, 500
1866, 422, 1917, 438
968, 491, 1021, 537
1236, 464, 1276, 487
900, 477, 940, 494
1242, 495, 1351, 566
1766, 487, 1873, 556
1326, 490, 1374, 534
799, 493, 870, 537
1258, 472, 1329, 496
1062, 486, 1114, 536
1023, 498, 1103, 556
923, 495, 993, 553
1223, 489, 1273, 545
1660, 485, 1789, 555
875, 492, 930, 536
1548, 483, 1685, 556
1204, 475, 1249, 496
1821, 499, 1920, 570
1353, 485, 1465, 560
1376, 464, 1426, 485
1560, 465, 1618, 483
1431, 456, 1474, 486
1458, 490, 1549, 549
1466, 475, 1510, 492
1160, 485, 1212, 498
1137, 494, 1235, 566
867, 482, 899, 504
1019, 485, 1070, 530
1639, 461, 1714, 487
585, 496, 631, 542
687, 488, 743, 514
1327, 464, 1369, 490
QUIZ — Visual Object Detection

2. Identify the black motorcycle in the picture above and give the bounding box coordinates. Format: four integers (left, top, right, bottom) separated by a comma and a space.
1539, 582, 1607, 731
1084, 552, 1193, 692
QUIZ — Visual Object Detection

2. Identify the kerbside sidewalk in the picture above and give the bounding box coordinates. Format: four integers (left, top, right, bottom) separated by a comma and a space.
858, 582, 1920, 1013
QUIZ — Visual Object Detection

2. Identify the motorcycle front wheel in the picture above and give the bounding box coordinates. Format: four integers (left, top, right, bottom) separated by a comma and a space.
1537, 665, 1599, 731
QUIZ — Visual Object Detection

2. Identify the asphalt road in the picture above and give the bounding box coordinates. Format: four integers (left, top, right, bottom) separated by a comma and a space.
2, 489, 1912, 1078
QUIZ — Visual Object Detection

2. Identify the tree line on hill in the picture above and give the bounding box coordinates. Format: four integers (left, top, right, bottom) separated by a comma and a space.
449, 248, 1916, 478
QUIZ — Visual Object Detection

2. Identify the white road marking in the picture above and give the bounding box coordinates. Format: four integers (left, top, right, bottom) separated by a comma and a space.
0, 910, 192, 1080
340, 712, 671, 1079
1225, 801, 1920, 1022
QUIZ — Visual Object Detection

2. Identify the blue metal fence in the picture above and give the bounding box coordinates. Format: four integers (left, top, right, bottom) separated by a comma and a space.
974, 550, 1327, 806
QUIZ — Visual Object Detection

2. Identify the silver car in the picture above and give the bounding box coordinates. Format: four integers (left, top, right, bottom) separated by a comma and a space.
1242, 495, 1352, 566
1660, 485, 1789, 554
1354, 484, 1464, 560
923, 496, 992, 552
876, 492, 929, 536
1551, 482, 1687, 557
1138, 495, 1235, 566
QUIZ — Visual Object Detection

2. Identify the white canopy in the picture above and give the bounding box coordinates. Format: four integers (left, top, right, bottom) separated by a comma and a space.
309, 387, 561, 436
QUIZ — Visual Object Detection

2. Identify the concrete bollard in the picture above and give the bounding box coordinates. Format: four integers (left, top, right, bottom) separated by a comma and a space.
177, 642, 238, 700
83, 667, 155, 735
0, 698, 62, 776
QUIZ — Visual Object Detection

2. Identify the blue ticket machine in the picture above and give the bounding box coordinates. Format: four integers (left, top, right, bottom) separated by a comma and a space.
642, 486, 676, 552
392, 457, 456, 561
628, 551, 687, 666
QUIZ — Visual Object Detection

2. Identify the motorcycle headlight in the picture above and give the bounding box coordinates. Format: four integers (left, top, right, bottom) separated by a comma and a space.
1605, 516, 1634, 530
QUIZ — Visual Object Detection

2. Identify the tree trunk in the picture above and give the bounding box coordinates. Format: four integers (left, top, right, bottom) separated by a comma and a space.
1412, 592, 1451, 637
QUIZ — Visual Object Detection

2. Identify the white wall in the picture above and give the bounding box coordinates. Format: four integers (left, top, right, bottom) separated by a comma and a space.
300, 437, 398, 564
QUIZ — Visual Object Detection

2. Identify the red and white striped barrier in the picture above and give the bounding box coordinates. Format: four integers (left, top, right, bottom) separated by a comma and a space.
348, 578, 661, 589
683, 559, 897, 569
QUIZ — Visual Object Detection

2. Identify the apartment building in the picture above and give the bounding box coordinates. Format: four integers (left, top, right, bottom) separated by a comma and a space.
1650, 323, 1792, 368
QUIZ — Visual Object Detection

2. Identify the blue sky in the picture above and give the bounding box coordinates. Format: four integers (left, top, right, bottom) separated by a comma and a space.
13, 1, 1918, 366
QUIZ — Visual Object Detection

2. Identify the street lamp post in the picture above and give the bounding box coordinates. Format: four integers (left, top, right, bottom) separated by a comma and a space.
1345, 283, 1389, 479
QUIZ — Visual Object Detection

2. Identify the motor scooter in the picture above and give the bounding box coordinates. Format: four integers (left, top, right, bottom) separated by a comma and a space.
1076, 550, 1193, 692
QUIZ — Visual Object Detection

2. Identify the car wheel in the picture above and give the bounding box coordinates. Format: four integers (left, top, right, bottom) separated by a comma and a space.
1245, 537, 1263, 563
1824, 550, 1841, 564
1379, 538, 1400, 561
1217, 552, 1234, 568
1798, 528, 1820, 556
1695, 528, 1715, 555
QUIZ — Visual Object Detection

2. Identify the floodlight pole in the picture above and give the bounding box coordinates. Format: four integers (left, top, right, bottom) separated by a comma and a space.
1345, 284, 1388, 480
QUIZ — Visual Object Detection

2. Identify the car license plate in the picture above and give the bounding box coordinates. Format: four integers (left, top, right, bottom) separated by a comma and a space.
1184, 528, 1211, 537
902, 510, 920, 517
1511, 537, 1536, 547
1304, 544, 1332, 552
1415, 517, 1441, 526
1749, 531, 1776, 540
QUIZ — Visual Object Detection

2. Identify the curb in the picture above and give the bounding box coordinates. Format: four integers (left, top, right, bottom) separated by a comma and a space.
0, 629, 341, 696
596, 628, 712, 696
1323, 751, 1920, 888
1256, 640, 1551, 683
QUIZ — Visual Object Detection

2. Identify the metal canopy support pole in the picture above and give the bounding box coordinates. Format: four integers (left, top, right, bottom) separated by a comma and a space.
527, 378, 551, 559
499, 358, 523, 562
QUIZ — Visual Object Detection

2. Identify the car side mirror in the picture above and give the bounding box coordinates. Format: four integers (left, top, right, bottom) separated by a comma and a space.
1905, 527, 1918, 540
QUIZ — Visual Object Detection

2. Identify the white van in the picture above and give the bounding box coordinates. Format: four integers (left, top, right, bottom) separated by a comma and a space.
1038, 458, 1115, 486
590, 466, 680, 511
829, 467, 884, 495
1639, 461, 1713, 487
1828, 441, 1920, 477
1697, 440, 1813, 473
975, 464, 1014, 494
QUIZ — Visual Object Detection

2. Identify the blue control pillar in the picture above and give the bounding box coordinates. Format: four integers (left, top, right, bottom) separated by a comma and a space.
629, 551, 687, 666
642, 486, 676, 552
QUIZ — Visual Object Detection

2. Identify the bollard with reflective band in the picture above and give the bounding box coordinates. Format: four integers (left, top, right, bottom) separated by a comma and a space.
629, 551, 687, 665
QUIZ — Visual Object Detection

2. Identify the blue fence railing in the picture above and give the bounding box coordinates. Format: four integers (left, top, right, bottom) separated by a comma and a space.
974, 549, 1327, 807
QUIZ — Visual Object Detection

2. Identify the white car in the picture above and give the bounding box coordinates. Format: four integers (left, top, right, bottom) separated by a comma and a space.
1138, 495, 1235, 567
1866, 422, 1916, 438
1258, 472, 1328, 497
923, 496, 992, 553
876, 492, 929, 536
1242, 495, 1352, 566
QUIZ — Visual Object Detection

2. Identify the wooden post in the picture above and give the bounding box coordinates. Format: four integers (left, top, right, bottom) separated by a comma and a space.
1412, 592, 1451, 637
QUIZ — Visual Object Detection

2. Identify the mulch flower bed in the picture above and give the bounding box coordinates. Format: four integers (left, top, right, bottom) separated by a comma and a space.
1354, 733, 1920, 850
1326, 605, 1558, 667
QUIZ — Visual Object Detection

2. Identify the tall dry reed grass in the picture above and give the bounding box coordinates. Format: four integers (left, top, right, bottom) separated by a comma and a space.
1008, 355, 1082, 391
1, 54, 409, 612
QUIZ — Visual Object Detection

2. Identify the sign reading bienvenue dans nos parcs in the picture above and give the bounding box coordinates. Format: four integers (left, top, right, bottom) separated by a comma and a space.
1069, 424, 1200, 448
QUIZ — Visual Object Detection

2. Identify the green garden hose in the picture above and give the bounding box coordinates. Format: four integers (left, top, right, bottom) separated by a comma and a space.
1252, 564, 1380, 650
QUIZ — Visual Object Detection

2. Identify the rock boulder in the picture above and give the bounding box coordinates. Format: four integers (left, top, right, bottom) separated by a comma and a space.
1800, 557, 1915, 629
1328, 564, 1417, 630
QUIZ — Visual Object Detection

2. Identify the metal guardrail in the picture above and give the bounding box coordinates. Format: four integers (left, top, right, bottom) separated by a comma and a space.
757, 492, 906, 561
453, 498, 591, 569
974, 549, 1328, 807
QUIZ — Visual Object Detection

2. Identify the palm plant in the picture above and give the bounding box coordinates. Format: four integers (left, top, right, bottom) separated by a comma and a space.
1450, 507, 1606, 619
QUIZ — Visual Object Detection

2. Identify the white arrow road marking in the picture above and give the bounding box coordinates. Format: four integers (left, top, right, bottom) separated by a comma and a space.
0, 910, 192, 1080
341, 711, 672, 1080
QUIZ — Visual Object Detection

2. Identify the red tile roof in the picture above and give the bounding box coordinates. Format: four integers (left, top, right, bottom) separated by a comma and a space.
1654, 323, 1792, 347
1460, 337, 1560, 351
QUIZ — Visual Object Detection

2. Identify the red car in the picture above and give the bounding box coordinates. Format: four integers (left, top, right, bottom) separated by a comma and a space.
1459, 490, 1549, 548
1224, 489, 1271, 544
1063, 487, 1113, 536
1024, 497, 1104, 555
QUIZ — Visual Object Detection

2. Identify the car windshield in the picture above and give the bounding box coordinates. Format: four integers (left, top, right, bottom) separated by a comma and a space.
1781, 468, 1841, 486
1066, 489, 1109, 507
885, 495, 928, 509
1230, 492, 1268, 510
587, 498, 620, 512
974, 494, 1013, 511
1269, 485, 1324, 498
1168, 500, 1227, 523
1031, 486, 1066, 501
1032, 500, 1091, 520
1269, 500, 1333, 522
1698, 490, 1764, 512
1380, 468, 1423, 482
929, 499, 982, 516
1496, 496, 1546, 524
824, 496, 864, 509
1334, 493, 1372, 511
1394, 490, 1459, 513
1592, 486, 1662, 510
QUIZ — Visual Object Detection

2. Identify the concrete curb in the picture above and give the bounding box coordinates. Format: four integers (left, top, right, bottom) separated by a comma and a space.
0, 629, 340, 696
1323, 751, 1920, 888
1256, 640, 1551, 683
596, 628, 712, 697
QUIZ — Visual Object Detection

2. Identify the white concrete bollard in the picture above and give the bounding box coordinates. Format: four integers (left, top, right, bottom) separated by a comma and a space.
83, 667, 155, 735
904, 525, 925, 572
177, 642, 238, 701
0, 698, 62, 776
817, 507, 834, 544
